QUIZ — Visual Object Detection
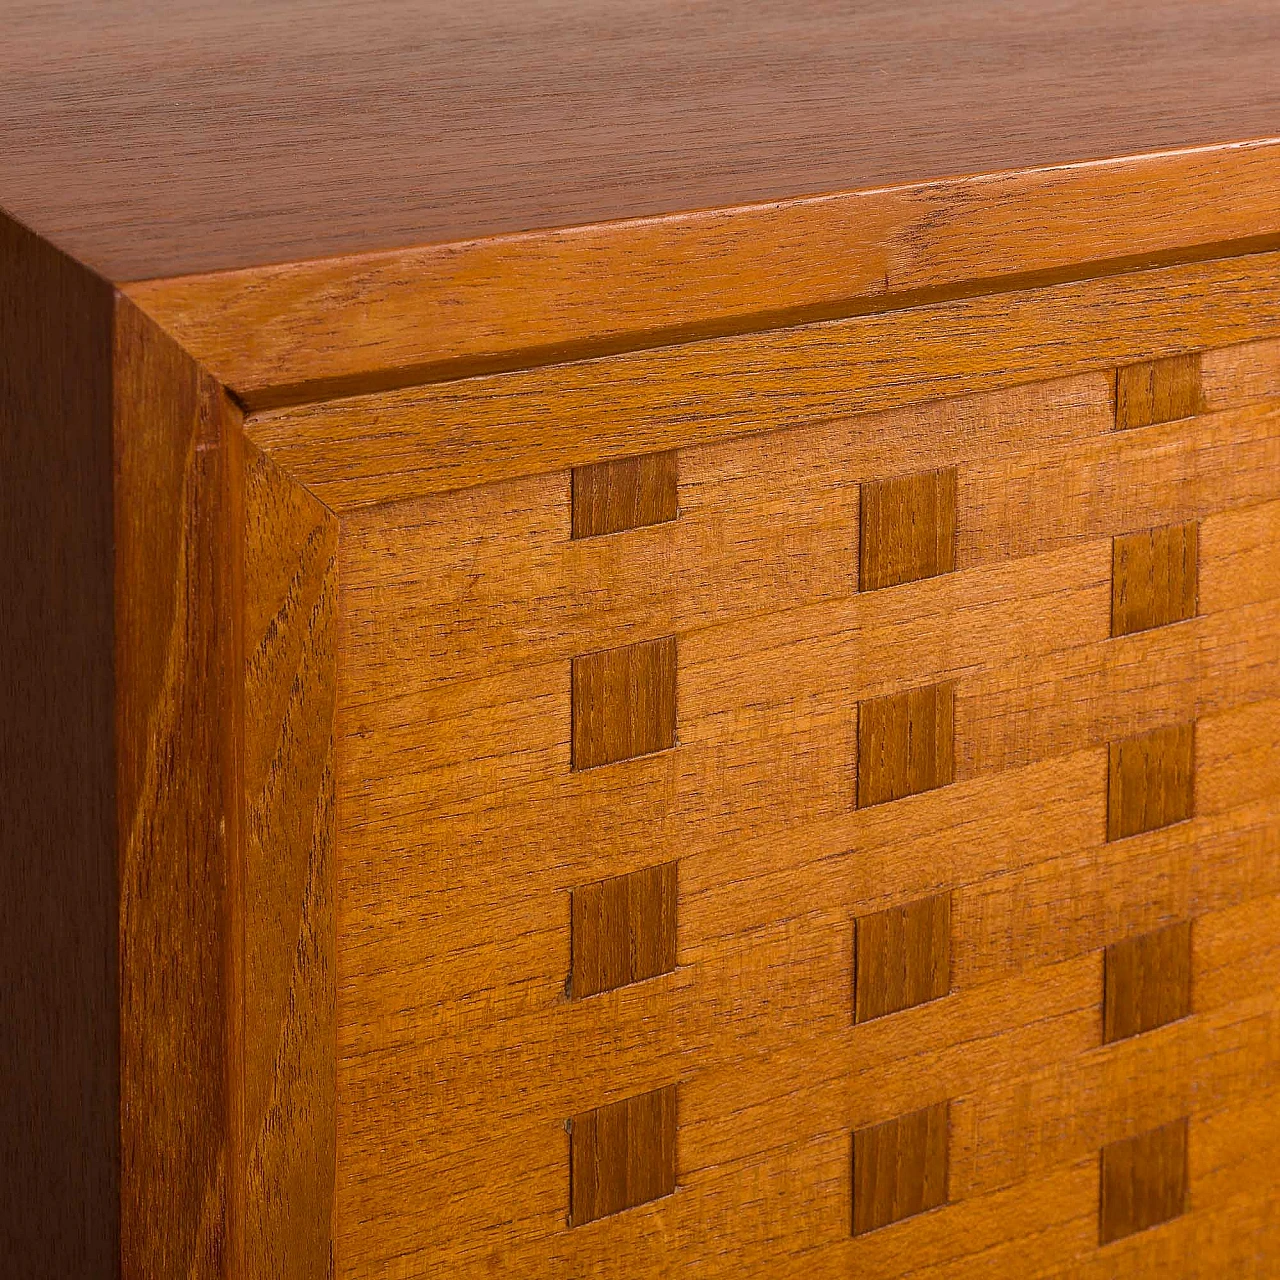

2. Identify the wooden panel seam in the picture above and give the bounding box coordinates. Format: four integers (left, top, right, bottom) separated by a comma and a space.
122, 140, 1280, 406
244, 253, 1280, 510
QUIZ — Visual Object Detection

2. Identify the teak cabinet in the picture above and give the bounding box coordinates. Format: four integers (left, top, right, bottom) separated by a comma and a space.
4, 3, 1280, 1276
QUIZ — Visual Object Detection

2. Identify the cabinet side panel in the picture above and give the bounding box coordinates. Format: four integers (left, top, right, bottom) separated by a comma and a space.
114, 298, 236, 1279
0, 214, 118, 1276
241, 441, 337, 1278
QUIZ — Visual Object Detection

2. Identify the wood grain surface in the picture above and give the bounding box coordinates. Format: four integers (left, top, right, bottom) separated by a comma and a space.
334, 504, 1280, 952
1107, 724, 1197, 842
1111, 522, 1199, 636
247, 254, 1280, 510
1116, 354, 1204, 429
122, 142, 1280, 407
1103, 921, 1194, 1045
1099, 1117, 1189, 1244
8, 32, 1280, 1269
4, 2, 1278, 284
3, 223, 341, 1272
854, 895, 952, 1025
571, 863, 678, 1001
572, 452, 678, 541
569, 1085, 678, 1226
334, 372, 1105, 690
240, 444, 338, 1278
330, 327, 1280, 1274
114, 297, 238, 1278
858, 684, 956, 809
1203, 336, 1280, 409
1048, 1093, 1278, 1277
571, 638, 678, 771
851, 1103, 950, 1236
860, 468, 957, 593
0, 212, 118, 1276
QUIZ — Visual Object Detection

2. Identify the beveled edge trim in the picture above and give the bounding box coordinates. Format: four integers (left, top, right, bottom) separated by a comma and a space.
241, 253, 1280, 513
123, 139, 1280, 410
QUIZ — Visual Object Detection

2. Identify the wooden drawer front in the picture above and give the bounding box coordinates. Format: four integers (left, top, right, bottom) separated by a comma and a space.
331, 339, 1280, 1277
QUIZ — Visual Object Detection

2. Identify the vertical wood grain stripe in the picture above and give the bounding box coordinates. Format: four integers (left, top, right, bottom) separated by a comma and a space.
1112, 521, 1199, 636
569, 1085, 677, 1226
115, 298, 234, 1278
2, 211, 118, 1277
852, 1101, 949, 1236
240, 444, 337, 1277
1115, 354, 1203, 429
854, 893, 951, 1023
1099, 1117, 1189, 1244
571, 862, 678, 999
860, 467, 957, 592
858, 682, 955, 808
1107, 722, 1196, 841
1103, 920, 1193, 1044
571, 637, 677, 770
572, 451, 678, 539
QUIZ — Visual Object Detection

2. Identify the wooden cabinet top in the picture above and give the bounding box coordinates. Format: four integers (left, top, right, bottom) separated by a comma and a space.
4, 2, 1278, 418
4, 0, 1279, 282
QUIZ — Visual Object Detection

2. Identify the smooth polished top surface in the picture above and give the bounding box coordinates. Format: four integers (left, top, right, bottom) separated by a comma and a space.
2, 0, 1279, 282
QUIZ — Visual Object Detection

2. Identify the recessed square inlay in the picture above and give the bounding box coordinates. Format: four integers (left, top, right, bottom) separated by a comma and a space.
1099, 1118, 1189, 1244
854, 893, 951, 1023
572, 637, 677, 770
1112, 522, 1198, 636
571, 862, 678, 999
857, 682, 955, 808
1115, 354, 1202, 429
859, 467, 957, 592
1107, 722, 1195, 841
1103, 921, 1193, 1043
570, 1085, 677, 1226
572, 451, 678, 539
852, 1102, 949, 1236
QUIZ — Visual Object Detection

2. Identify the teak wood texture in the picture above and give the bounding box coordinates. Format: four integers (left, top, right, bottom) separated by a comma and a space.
569, 1085, 678, 1227
571, 863, 679, 1001
5, 6, 1280, 1278
854, 895, 953, 1024
1112, 521, 1200, 637
1099, 1118, 1190, 1244
851, 1102, 951, 1236
1103, 921, 1194, 1045
572, 452, 679, 540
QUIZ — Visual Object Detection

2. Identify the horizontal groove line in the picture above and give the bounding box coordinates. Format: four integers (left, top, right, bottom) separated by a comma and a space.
242, 232, 1280, 412
290, 381, 1280, 515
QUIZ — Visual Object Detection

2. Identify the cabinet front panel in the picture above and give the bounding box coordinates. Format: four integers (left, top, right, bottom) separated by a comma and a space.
317, 326, 1280, 1276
